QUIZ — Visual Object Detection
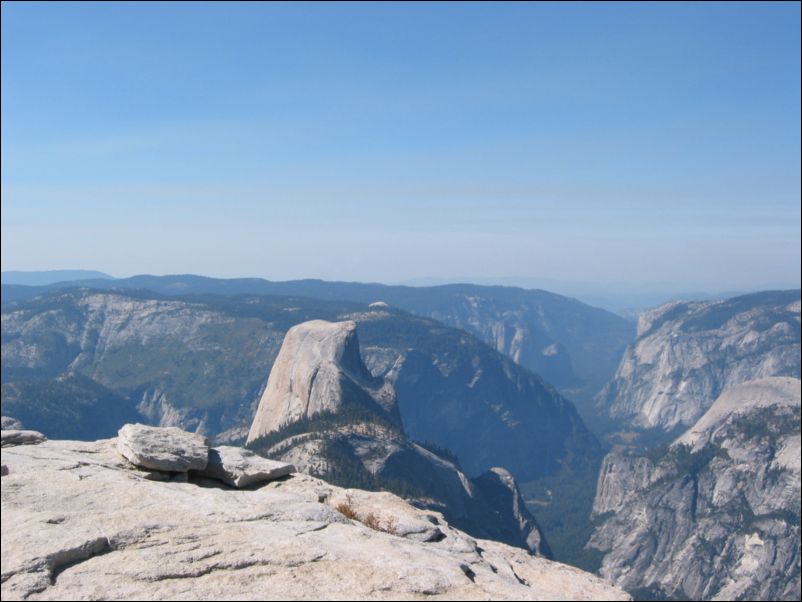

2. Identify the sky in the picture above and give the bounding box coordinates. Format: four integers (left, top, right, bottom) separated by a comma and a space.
1, 1, 800, 291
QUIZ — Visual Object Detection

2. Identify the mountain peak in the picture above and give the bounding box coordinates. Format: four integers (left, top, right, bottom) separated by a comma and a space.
246, 320, 396, 445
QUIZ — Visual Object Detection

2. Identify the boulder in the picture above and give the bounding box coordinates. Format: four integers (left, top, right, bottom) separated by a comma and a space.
116, 423, 208, 472
196, 446, 294, 487
1, 429, 47, 448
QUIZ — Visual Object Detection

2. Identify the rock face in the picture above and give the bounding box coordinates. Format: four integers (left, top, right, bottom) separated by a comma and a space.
0, 436, 630, 601
386, 345, 600, 481
384, 284, 634, 403
589, 377, 802, 601
196, 445, 295, 488
471, 468, 551, 558
117, 423, 209, 472
590, 453, 657, 517
673, 377, 801, 452
247, 320, 397, 445
246, 319, 551, 556
1, 291, 279, 439
597, 290, 801, 431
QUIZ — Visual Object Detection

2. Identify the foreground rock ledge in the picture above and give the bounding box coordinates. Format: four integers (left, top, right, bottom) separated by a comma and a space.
1, 438, 629, 601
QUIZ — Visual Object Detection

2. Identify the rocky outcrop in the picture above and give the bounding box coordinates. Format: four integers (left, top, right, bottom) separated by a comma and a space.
197, 445, 295, 487
112, 423, 296, 486
136, 388, 210, 434
471, 468, 552, 558
246, 319, 551, 556
247, 320, 397, 444
597, 290, 801, 431
117, 423, 209, 472
674, 377, 801, 452
1, 429, 47, 447
590, 453, 659, 517
1, 435, 630, 601
589, 377, 802, 600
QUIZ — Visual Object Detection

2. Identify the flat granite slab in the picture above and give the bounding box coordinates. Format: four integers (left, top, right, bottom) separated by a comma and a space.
117, 423, 208, 472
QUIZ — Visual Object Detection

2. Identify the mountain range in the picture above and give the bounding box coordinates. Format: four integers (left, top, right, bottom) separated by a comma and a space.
1, 275, 799, 600
1, 273, 635, 418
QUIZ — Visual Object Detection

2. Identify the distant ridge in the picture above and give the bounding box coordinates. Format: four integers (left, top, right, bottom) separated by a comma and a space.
0, 272, 635, 410
1, 270, 115, 286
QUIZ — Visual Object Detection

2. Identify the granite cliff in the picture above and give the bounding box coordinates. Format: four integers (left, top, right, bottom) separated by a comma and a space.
589, 377, 801, 600
597, 290, 800, 431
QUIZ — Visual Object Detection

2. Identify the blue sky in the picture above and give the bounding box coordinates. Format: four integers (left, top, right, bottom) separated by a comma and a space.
2, 1, 800, 290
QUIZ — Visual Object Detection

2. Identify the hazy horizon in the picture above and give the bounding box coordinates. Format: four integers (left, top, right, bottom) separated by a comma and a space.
2, 2, 800, 290
2, 268, 798, 312
3, 266, 800, 288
